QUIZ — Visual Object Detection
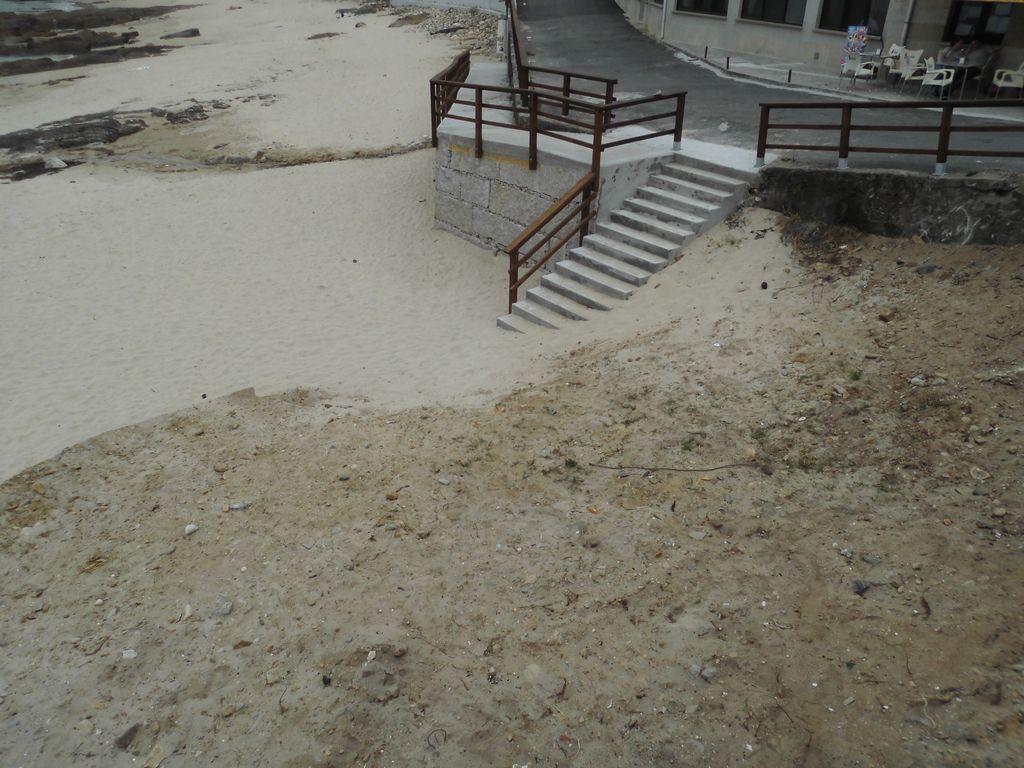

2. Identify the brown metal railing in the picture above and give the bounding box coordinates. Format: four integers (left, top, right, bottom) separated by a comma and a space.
505, 171, 598, 311
429, 61, 685, 175
430, 50, 471, 147
504, 0, 616, 114
432, 1, 686, 313
506, 0, 526, 92
429, 55, 685, 311
756, 99, 1024, 174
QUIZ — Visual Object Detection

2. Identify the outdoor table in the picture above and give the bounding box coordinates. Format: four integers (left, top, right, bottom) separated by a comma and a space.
938, 60, 982, 99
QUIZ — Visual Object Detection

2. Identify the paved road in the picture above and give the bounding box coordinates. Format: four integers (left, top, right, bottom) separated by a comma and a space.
516, 0, 1024, 173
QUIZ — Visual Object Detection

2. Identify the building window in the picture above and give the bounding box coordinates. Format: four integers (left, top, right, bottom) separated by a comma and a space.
819, 0, 890, 36
943, 2, 1013, 45
676, 0, 728, 15
741, 0, 808, 26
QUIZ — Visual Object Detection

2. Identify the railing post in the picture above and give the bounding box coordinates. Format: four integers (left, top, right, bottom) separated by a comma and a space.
672, 93, 685, 150
474, 88, 483, 159
562, 73, 571, 117
579, 177, 594, 247
508, 249, 518, 312
755, 105, 769, 167
935, 103, 953, 175
603, 81, 615, 130
430, 81, 438, 147
528, 92, 538, 170
591, 108, 603, 179
838, 104, 852, 170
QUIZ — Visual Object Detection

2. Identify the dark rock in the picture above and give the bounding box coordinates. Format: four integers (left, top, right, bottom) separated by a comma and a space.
0, 6, 188, 39
160, 104, 208, 124
0, 113, 145, 153
852, 579, 871, 596
306, 32, 339, 40
915, 263, 940, 275
0, 45, 174, 77
114, 723, 141, 751
389, 13, 431, 28
0, 30, 139, 56
160, 28, 200, 40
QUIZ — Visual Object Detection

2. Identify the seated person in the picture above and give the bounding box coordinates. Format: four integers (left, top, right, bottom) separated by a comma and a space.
936, 40, 999, 96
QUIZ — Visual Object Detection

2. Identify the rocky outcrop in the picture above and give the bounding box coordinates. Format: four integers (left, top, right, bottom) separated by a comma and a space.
0, 113, 146, 153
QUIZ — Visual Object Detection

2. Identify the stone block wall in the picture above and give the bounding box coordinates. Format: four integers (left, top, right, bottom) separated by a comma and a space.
759, 165, 1024, 245
433, 140, 591, 256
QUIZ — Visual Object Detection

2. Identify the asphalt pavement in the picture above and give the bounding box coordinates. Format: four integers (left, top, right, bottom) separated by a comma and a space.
515, 0, 1024, 173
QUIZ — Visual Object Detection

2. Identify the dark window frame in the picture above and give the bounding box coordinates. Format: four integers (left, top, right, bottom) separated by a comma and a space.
740, 0, 808, 27
676, 0, 729, 16
942, 1, 1013, 45
818, 0, 890, 37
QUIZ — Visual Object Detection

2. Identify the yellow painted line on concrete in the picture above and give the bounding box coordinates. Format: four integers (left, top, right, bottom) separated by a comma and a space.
450, 143, 532, 169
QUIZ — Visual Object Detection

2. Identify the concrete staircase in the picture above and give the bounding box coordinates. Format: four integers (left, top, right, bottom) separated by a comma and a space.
497, 153, 756, 332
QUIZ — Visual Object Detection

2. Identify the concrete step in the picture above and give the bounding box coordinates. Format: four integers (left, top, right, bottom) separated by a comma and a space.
671, 151, 760, 183
526, 285, 589, 320
649, 174, 734, 205
511, 299, 563, 328
569, 246, 652, 286
584, 233, 669, 272
554, 260, 636, 299
541, 272, 617, 310
623, 197, 707, 231
497, 312, 534, 333
610, 210, 695, 245
636, 185, 719, 217
660, 162, 749, 194
593, 221, 679, 258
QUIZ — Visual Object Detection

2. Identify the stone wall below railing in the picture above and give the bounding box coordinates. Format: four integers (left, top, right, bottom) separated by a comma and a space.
433, 137, 590, 253
759, 164, 1024, 245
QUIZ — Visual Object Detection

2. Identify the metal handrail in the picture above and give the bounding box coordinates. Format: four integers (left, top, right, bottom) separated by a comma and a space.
506, 0, 526, 90
429, 50, 470, 147
430, 64, 686, 175
755, 99, 1024, 174
504, 171, 598, 311
432, 3, 689, 314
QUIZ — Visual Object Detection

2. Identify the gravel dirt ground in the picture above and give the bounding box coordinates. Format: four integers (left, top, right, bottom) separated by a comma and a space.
2, 2, 1023, 766
3, 208, 1023, 767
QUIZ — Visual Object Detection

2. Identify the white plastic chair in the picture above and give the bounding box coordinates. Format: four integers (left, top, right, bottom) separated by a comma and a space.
840, 54, 879, 88
890, 49, 922, 89
993, 62, 1024, 96
901, 55, 939, 94
919, 65, 955, 97
882, 44, 903, 70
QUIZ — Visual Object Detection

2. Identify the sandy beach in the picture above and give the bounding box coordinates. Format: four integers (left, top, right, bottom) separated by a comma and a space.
2, 2, 1023, 767
2, 0, 539, 480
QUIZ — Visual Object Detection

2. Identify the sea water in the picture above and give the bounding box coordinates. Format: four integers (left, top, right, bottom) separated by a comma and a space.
0, 1, 81, 13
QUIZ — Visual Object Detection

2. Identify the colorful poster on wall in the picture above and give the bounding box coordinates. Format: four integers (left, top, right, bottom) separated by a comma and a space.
842, 25, 869, 69
844, 26, 869, 55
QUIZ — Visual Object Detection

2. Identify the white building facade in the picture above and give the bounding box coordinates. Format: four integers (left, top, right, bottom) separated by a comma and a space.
615, 0, 1024, 75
